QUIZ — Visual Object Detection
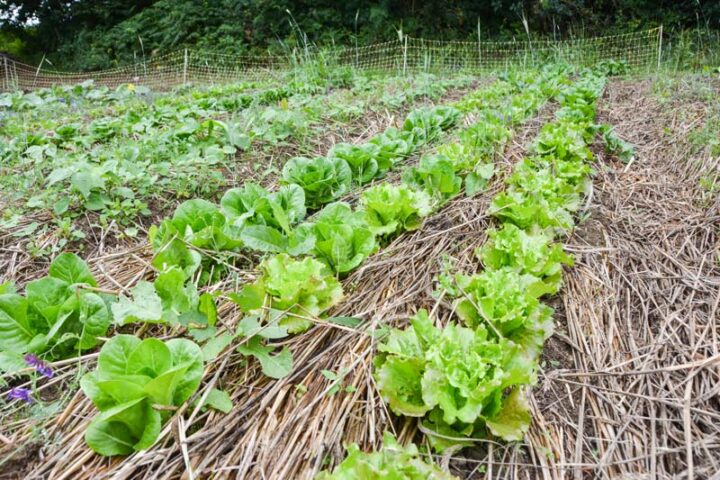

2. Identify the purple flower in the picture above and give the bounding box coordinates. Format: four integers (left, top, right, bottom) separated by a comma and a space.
24, 354, 42, 368
6, 387, 33, 404
24, 354, 54, 378
37, 364, 54, 378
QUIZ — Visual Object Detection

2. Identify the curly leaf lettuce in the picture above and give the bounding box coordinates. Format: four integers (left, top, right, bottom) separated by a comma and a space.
316, 431, 457, 480
374, 310, 535, 451
233, 254, 343, 333
360, 184, 432, 238
478, 223, 573, 294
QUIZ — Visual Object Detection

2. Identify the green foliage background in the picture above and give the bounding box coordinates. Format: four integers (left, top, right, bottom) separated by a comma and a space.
1, 0, 718, 70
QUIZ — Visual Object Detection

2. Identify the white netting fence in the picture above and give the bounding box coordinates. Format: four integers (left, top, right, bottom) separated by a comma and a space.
0, 28, 661, 92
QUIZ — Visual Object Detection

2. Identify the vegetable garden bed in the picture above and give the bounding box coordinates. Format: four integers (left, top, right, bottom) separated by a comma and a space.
0, 66, 718, 480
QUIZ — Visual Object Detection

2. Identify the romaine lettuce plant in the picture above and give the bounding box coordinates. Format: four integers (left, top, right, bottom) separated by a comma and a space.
220, 182, 310, 254
81, 335, 204, 456
369, 127, 416, 167
328, 142, 383, 185
281, 156, 352, 209
436, 141, 495, 196
403, 154, 462, 205
403, 106, 460, 144
360, 184, 432, 238
374, 310, 535, 451
232, 254, 343, 333
151, 198, 242, 253
316, 431, 457, 480
301, 202, 377, 274
0, 253, 111, 359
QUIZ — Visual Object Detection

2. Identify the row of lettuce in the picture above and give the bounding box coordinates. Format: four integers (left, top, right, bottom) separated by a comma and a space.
1, 72, 471, 240
1, 66, 573, 462
319, 68, 617, 478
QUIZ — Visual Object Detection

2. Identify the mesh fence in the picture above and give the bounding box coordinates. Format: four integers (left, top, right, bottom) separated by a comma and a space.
0, 28, 661, 92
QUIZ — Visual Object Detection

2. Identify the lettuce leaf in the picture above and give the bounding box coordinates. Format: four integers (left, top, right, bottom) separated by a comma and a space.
316, 431, 457, 480
374, 310, 535, 451
0, 253, 110, 359
303, 202, 377, 274
478, 223, 573, 294
282, 156, 352, 209
360, 184, 432, 238
81, 335, 204, 456
233, 254, 343, 333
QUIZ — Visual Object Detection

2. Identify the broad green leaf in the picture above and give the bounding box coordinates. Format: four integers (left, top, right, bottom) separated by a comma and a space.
111, 281, 163, 325
48, 253, 97, 286
166, 338, 204, 404
0, 294, 33, 353
85, 397, 161, 456
375, 356, 429, 417
202, 388, 233, 413
237, 336, 293, 379
485, 388, 531, 441
240, 225, 288, 253
98, 334, 142, 377
126, 338, 172, 377
143, 363, 191, 405
201, 332, 234, 361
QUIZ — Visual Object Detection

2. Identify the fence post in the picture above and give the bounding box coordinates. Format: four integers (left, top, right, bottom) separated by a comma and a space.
183, 48, 189, 85
477, 18, 482, 72
657, 25, 663, 71
402, 34, 408, 76
33, 54, 45, 89
2, 56, 6, 92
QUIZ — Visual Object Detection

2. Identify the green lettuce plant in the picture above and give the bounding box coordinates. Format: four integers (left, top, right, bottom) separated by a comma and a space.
151, 198, 242, 254
374, 310, 535, 451
302, 202, 377, 274
478, 223, 573, 294
453, 267, 555, 352
403, 106, 460, 144
232, 254, 343, 333
328, 142, 384, 184
403, 155, 462, 205
316, 431, 457, 480
81, 335, 204, 456
281, 156, 352, 209
0, 253, 111, 359
360, 184, 432, 238
220, 182, 310, 254
368, 127, 416, 167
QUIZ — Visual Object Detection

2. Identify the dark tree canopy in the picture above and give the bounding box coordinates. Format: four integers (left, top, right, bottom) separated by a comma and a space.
1, 0, 718, 69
